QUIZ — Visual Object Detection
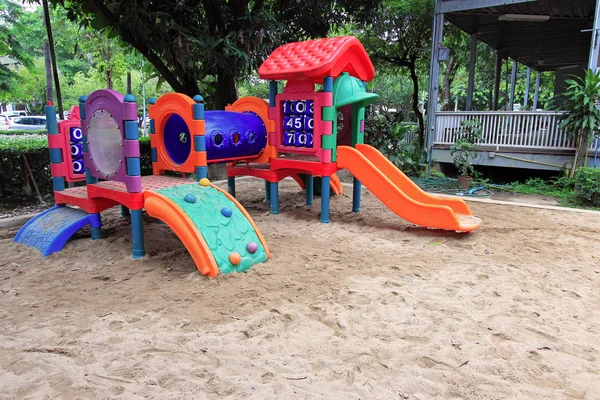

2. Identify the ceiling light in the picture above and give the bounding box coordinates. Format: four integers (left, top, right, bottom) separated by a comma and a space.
498, 14, 550, 22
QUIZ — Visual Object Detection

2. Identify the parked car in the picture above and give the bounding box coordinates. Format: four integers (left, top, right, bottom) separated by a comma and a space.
0, 115, 11, 130
8, 116, 47, 131
1, 110, 28, 118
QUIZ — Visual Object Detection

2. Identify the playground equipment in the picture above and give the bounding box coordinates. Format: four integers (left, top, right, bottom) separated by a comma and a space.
14, 35, 481, 278
15, 90, 269, 277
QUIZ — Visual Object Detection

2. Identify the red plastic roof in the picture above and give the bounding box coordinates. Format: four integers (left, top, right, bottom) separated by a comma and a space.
258, 36, 375, 82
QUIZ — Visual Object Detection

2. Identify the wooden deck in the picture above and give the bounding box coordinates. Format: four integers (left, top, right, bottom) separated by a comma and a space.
431, 111, 599, 171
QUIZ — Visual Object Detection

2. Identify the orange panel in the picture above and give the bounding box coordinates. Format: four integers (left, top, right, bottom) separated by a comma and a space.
143, 190, 219, 277
149, 93, 206, 175
225, 96, 277, 164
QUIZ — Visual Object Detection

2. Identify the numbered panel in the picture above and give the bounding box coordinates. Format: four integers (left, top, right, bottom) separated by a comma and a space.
281, 100, 314, 148
69, 126, 85, 176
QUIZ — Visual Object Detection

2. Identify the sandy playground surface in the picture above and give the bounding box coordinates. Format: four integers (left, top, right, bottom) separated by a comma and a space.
1, 177, 600, 399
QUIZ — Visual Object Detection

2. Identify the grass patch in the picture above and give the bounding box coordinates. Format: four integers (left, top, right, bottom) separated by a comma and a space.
503, 177, 600, 211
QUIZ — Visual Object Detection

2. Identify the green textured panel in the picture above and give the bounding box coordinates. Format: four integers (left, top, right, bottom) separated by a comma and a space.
356, 132, 365, 145
321, 106, 336, 121
322, 134, 337, 150
156, 183, 267, 274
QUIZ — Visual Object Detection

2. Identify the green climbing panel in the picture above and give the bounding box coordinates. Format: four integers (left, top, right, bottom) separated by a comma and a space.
156, 183, 267, 274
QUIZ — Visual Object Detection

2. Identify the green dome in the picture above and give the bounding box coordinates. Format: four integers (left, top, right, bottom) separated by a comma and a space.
332, 72, 379, 108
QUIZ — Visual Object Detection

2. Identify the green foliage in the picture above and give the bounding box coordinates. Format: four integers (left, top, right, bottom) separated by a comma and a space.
449, 119, 481, 177
557, 69, 600, 138
51, 0, 380, 108
509, 177, 573, 198
0, 130, 47, 136
573, 167, 600, 207
0, 0, 34, 96
555, 69, 600, 171
359, 0, 434, 149
0, 134, 47, 151
364, 110, 421, 174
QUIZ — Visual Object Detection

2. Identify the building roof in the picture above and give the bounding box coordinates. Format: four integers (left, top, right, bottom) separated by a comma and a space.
258, 36, 375, 82
443, 0, 595, 71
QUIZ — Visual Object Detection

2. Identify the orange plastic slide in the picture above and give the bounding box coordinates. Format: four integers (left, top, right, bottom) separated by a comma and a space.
336, 144, 481, 232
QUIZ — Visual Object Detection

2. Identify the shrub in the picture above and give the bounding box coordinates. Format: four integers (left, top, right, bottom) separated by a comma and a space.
364, 111, 422, 175
573, 167, 600, 206
0, 130, 47, 136
0, 135, 154, 199
450, 120, 482, 177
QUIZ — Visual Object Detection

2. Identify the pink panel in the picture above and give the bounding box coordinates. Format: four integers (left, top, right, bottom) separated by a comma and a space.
273, 89, 333, 163
82, 89, 141, 193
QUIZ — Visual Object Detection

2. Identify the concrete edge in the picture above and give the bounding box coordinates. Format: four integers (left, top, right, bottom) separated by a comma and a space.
340, 181, 600, 215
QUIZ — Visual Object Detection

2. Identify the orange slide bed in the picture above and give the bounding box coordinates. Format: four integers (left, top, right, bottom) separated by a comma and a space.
337, 144, 481, 232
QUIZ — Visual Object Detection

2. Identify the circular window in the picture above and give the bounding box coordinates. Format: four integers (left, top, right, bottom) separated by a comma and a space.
211, 130, 225, 148
230, 130, 242, 146
88, 109, 123, 178
247, 130, 256, 145
164, 114, 191, 165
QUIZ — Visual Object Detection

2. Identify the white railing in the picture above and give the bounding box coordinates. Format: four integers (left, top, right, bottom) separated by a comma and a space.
435, 111, 599, 151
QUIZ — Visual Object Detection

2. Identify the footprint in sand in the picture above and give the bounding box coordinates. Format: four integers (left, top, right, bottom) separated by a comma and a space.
109, 320, 124, 331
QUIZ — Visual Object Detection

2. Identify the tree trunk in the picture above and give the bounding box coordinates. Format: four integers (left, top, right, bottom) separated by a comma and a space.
43, 43, 53, 103
106, 43, 113, 89
408, 61, 425, 150
42, 0, 63, 119
213, 68, 238, 110
441, 54, 455, 111
127, 71, 132, 94
574, 132, 590, 174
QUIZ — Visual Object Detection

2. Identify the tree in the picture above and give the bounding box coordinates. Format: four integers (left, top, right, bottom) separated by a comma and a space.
555, 69, 600, 174
0, 0, 33, 96
49, 0, 379, 109
360, 0, 434, 150
440, 25, 469, 111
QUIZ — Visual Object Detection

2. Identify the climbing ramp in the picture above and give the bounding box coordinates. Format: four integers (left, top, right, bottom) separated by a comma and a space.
144, 182, 269, 278
14, 205, 101, 256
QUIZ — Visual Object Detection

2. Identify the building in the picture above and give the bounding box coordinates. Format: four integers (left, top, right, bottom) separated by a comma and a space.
426, 0, 600, 171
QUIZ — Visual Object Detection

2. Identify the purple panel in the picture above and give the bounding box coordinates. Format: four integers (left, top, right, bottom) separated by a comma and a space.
82, 89, 141, 193
204, 111, 267, 161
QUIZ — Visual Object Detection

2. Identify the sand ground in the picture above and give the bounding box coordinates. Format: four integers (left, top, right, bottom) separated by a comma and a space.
1, 178, 599, 399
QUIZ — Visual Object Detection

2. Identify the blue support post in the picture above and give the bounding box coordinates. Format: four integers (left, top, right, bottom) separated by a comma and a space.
46, 103, 65, 191
228, 177, 236, 197
120, 205, 130, 218
352, 178, 361, 212
130, 209, 145, 259
193, 95, 207, 182
264, 180, 271, 202
90, 213, 102, 240
269, 181, 279, 214
320, 176, 331, 223
78, 95, 88, 121
195, 166, 207, 180
269, 81, 278, 107
306, 175, 314, 206
323, 76, 334, 92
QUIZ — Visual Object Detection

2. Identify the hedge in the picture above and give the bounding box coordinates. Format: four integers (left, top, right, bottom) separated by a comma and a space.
0, 135, 153, 199
0, 130, 48, 136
